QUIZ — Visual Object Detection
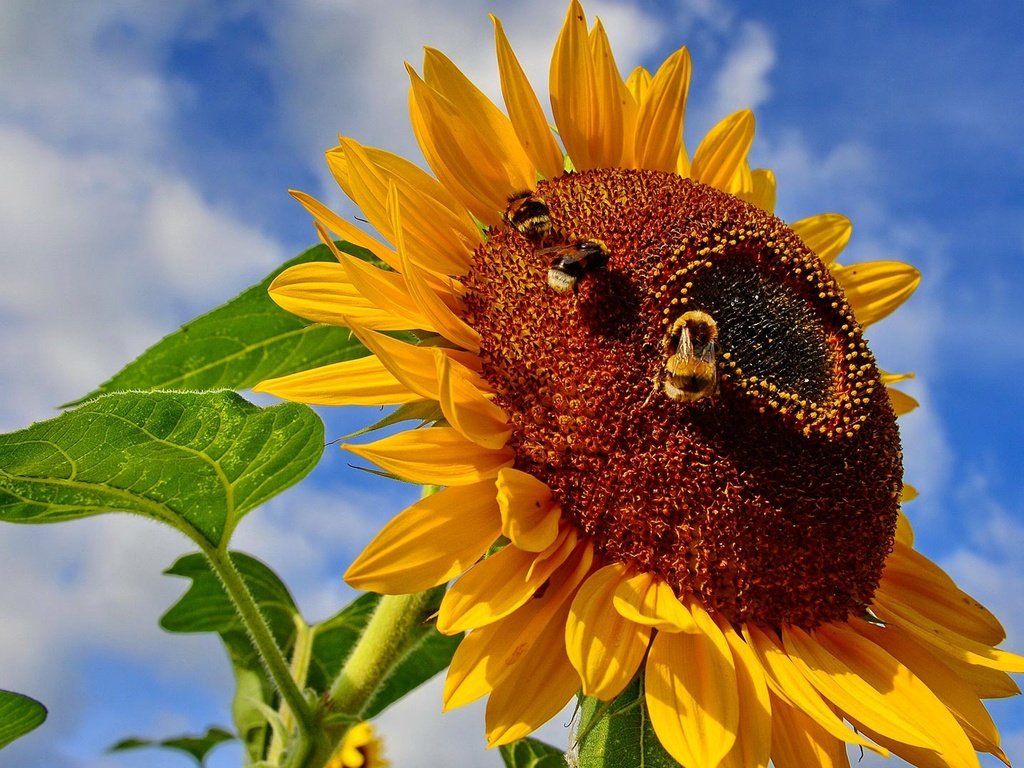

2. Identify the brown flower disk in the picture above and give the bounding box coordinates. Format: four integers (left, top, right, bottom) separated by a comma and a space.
462, 169, 903, 628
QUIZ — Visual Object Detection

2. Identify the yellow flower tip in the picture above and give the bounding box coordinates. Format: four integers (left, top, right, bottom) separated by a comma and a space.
611, 571, 698, 633
326, 722, 389, 768
567, 563, 651, 700
495, 467, 561, 552
691, 108, 756, 190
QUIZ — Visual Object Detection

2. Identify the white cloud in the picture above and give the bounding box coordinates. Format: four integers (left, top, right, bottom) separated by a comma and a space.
0, 124, 284, 429
375, 676, 577, 768
259, 0, 663, 213
0, 517, 235, 767
710, 21, 776, 117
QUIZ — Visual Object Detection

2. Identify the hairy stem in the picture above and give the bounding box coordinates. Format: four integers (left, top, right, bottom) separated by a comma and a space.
201, 544, 321, 765
328, 590, 437, 712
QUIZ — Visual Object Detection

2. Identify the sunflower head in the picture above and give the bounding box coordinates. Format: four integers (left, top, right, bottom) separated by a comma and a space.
466, 167, 902, 629
256, 2, 1021, 766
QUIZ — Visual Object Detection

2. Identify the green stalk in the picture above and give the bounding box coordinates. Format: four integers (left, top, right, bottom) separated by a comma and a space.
266, 616, 316, 765
328, 590, 437, 711
200, 543, 321, 765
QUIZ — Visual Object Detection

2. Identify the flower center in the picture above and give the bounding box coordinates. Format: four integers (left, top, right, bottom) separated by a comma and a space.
463, 169, 902, 628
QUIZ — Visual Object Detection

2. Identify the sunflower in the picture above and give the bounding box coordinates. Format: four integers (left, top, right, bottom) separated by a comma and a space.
325, 722, 389, 768
255, 2, 1023, 766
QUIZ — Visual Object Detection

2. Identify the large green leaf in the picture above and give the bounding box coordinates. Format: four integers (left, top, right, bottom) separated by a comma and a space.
69, 242, 371, 404
0, 690, 46, 750
0, 391, 323, 546
161, 551, 302, 763
499, 737, 567, 768
576, 678, 677, 768
109, 726, 234, 766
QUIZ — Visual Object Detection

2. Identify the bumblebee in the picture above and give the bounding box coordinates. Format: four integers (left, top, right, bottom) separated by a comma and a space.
540, 239, 610, 293
661, 310, 720, 402
503, 191, 552, 243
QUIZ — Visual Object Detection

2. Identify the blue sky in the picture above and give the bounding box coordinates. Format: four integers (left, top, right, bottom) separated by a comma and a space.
0, 1, 1022, 766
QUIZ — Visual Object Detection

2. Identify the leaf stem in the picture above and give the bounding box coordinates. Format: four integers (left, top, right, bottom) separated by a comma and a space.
200, 544, 322, 764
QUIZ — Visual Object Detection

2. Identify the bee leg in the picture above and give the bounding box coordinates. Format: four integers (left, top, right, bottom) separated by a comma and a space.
641, 373, 661, 407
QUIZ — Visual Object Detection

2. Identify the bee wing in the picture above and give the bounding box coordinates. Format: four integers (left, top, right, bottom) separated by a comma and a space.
675, 324, 696, 359
697, 338, 719, 365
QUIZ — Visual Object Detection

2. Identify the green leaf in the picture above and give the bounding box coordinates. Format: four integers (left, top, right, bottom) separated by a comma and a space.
308, 589, 461, 718
109, 726, 235, 766
161, 552, 300, 763
499, 737, 567, 768
0, 690, 46, 750
68, 242, 373, 405
576, 678, 678, 768
0, 390, 323, 546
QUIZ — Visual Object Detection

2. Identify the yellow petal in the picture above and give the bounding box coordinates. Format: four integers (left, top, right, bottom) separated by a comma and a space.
882, 369, 916, 386
768, 693, 851, 768
888, 387, 919, 416
550, 0, 603, 170
443, 542, 593, 710
565, 563, 651, 700
612, 571, 697, 632
495, 467, 561, 552
327, 140, 472, 231
253, 356, 418, 406
880, 541, 1006, 645
290, 190, 399, 270
344, 482, 501, 593
344, 427, 512, 486
267, 262, 411, 331
851, 618, 1006, 764
690, 109, 755, 191
409, 54, 534, 225
443, 620, 501, 709
625, 65, 651, 104
846, 722, 967, 768
343, 323, 441, 401
675, 141, 691, 178
744, 624, 885, 755
895, 510, 915, 545
389, 184, 481, 352
585, 19, 626, 167
737, 168, 776, 213
436, 352, 511, 450
720, 623, 771, 768
335, 245, 432, 331
784, 623, 955, 754
336, 138, 474, 277
485, 630, 581, 746
833, 260, 921, 326
492, 14, 564, 180
438, 528, 577, 634
726, 160, 754, 197
790, 213, 852, 265
633, 47, 691, 173
645, 602, 739, 768
936, 650, 1022, 700
872, 589, 1024, 673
